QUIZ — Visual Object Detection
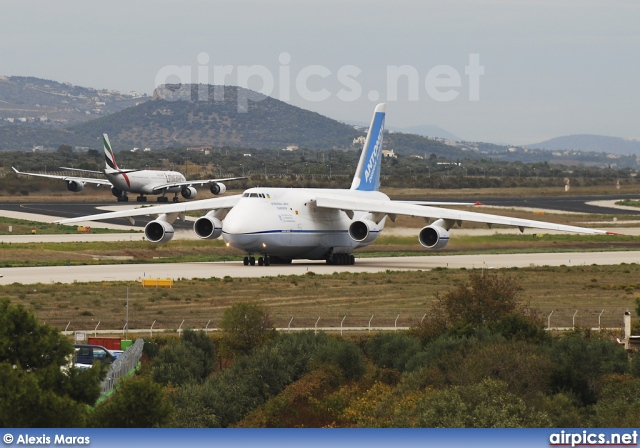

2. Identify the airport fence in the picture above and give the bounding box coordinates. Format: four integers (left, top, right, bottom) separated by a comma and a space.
61, 309, 627, 341
98, 338, 144, 401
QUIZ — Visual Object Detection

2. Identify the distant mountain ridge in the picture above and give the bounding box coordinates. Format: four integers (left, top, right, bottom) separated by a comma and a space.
0, 75, 147, 127
529, 134, 640, 156
395, 124, 461, 141
1, 77, 639, 168
348, 120, 461, 141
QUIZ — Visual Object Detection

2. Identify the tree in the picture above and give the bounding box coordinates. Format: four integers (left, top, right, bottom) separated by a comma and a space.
152, 330, 216, 386
56, 144, 73, 157
365, 332, 421, 372
88, 376, 173, 427
0, 298, 104, 427
590, 375, 640, 427
547, 336, 629, 406
219, 302, 275, 356
409, 378, 552, 427
411, 272, 528, 342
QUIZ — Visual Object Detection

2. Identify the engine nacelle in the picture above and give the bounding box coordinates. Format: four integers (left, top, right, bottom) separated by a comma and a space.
67, 180, 85, 192
144, 220, 175, 244
418, 225, 450, 250
181, 186, 197, 199
348, 219, 379, 244
209, 182, 226, 195
194, 215, 223, 239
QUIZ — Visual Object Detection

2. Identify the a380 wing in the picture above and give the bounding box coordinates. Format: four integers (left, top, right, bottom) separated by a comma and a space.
55, 194, 242, 225
151, 177, 246, 192
312, 194, 612, 235
12, 167, 110, 186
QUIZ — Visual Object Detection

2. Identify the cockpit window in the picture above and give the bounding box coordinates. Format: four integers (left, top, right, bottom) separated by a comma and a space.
242, 193, 249, 197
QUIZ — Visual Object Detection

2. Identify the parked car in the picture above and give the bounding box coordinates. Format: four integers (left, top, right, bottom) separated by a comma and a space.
74, 344, 118, 366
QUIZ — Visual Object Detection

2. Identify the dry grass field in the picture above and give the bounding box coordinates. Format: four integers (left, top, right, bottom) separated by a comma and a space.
3, 264, 638, 336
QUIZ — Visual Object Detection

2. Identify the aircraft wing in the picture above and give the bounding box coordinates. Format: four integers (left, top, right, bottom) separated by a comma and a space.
12, 167, 110, 186
150, 177, 247, 192
312, 193, 612, 235
55, 194, 242, 224
59, 167, 104, 175
397, 200, 483, 206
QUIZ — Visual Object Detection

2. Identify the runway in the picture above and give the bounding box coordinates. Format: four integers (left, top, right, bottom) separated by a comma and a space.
0, 195, 638, 285
1, 250, 638, 285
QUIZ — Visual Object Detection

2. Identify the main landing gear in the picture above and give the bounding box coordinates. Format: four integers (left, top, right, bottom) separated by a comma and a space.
243, 256, 271, 266
326, 253, 355, 265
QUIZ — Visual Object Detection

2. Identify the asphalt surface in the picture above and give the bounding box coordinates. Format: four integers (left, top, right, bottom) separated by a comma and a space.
409, 194, 640, 215
1, 251, 639, 285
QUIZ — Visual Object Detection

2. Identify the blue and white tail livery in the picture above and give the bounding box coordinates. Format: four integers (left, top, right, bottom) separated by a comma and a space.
351, 103, 386, 192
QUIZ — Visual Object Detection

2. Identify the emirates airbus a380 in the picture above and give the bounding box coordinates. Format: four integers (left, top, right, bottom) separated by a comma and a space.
58, 104, 613, 265
14, 134, 244, 203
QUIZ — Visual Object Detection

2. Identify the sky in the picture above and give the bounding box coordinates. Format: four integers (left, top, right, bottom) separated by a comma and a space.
1, 0, 639, 145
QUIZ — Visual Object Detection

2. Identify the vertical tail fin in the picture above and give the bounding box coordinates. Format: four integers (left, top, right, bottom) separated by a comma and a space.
103, 134, 118, 170
350, 103, 386, 191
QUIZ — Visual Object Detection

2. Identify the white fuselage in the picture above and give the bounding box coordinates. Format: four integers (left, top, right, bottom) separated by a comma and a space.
221, 187, 389, 259
105, 169, 186, 195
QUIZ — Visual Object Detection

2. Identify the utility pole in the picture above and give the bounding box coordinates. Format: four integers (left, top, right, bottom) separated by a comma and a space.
125, 287, 129, 340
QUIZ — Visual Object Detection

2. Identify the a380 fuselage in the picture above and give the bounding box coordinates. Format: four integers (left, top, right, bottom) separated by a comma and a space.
222, 187, 389, 260
106, 170, 186, 195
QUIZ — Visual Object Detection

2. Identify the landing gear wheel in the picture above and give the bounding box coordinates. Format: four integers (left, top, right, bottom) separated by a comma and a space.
172, 196, 180, 203
258, 257, 264, 266
264, 256, 271, 266
243, 257, 249, 266
349, 254, 355, 265
249, 256, 256, 266
136, 195, 147, 202
157, 196, 169, 203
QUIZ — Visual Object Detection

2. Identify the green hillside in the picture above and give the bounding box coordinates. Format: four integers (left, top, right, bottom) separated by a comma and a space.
69, 85, 364, 150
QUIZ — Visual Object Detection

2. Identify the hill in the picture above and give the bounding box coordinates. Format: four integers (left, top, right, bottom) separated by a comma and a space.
69, 85, 365, 150
396, 124, 461, 141
0, 76, 147, 128
529, 134, 640, 156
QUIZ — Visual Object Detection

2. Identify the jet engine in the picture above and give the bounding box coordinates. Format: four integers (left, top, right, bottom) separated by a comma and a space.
418, 224, 450, 249
194, 214, 223, 239
209, 182, 226, 195
181, 186, 197, 199
144, 220, 175, 244
348, 219, 379, 244
66, 180, 85, 192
